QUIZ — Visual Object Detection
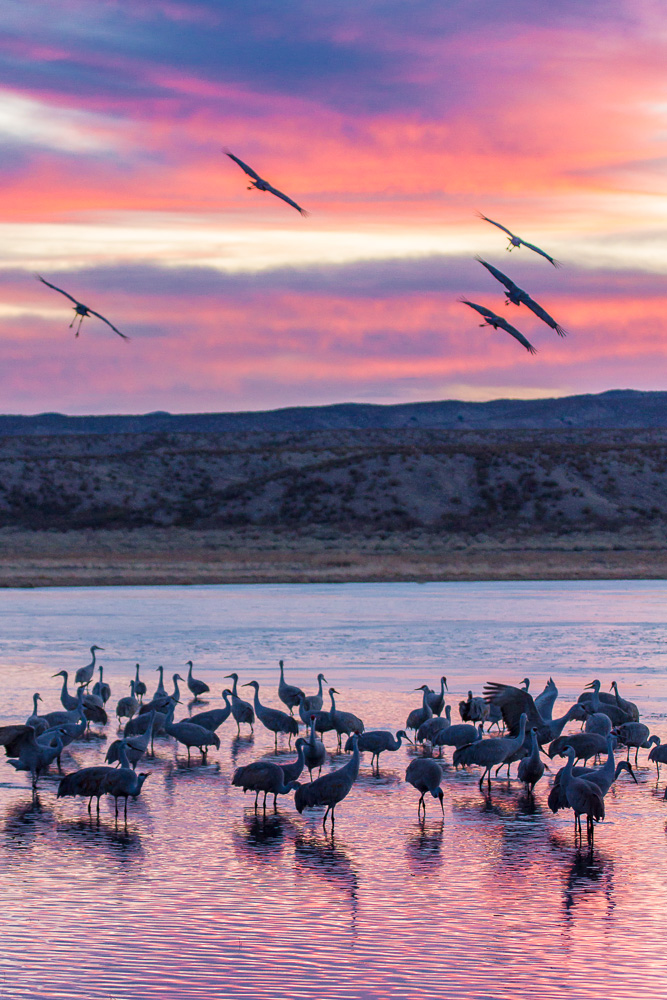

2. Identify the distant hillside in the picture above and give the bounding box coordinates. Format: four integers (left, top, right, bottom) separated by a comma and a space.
1, 388, 667, 436
0, 423, 666, 532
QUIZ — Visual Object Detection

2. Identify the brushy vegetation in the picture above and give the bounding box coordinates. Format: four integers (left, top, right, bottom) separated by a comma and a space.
0, 428, 665, 533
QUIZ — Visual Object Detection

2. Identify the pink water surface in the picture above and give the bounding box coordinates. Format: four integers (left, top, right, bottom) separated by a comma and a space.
0, 582, 666, 1000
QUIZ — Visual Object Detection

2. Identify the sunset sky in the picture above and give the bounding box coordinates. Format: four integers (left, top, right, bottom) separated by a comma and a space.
2, 1, 667, 414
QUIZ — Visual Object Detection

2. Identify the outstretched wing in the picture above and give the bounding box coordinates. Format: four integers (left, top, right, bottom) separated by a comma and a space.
518, 239, 561, 268
484, 683, 541, 736
460, 298, 496, 322
0, 724, 34, 757
36, 275, 80, 306
265, 183, 309, 216
475, 257, 519, 296
476, 212, 515, 239
87, 309, 129, 340
520, 293, 567, 336
225, 150, 263, 182
534, 678, 559, 720
493, 316, 538, 354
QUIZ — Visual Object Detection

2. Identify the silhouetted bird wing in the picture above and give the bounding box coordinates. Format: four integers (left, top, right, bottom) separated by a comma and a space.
460, 298, 497, 322
264, 183, 309, 216
225, 151, 263, 182
86, 308, 129, 339
519, 292, 566, 336
476, 212, 516, 238
492, 316, 538, 354
518, 239, 561, 267
0, 724, 35, 757
484, 683, 541, 736
475, 257, 519, 296
36, 275, 81, 306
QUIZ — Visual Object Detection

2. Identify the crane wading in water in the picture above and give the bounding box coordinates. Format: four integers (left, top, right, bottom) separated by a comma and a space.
295, 735, 360, 831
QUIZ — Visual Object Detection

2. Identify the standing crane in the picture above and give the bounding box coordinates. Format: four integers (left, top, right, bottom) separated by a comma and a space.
295, 735, 360, 831
426, 677, 448, 716
163, 704, 220, 764
278, 659, 305, 715
347, 729, 412, 772
132, 664, 147, 703
92, 666, 111, 704
243, 680, 298, 749
517, 727, 545, 794
455, 713, 528, 790
298, 673, 329, 726
558, 746, 605, 846
186, 660, 210, 701
232, 759, 300, 811
116, 681, 140, 726
188, 690, 233, 733
224, 672, 255, 735
303, 714, 326, 780
75, 645, 104, 687
405, 758, 444, 817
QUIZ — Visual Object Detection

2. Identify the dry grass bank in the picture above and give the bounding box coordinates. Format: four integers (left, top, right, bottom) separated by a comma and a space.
0, 527, 666, 587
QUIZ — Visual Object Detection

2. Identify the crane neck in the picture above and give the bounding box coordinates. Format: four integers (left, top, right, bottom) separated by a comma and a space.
316, 675, 325, 698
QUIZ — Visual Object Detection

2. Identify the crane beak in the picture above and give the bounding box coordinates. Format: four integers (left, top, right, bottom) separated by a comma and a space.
584, 682, 595, 690
627, 764, 638, 783
444, 679, 448, 691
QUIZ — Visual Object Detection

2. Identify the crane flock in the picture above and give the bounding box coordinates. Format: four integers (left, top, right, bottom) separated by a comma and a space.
31, 145, 567, 365
0, 646, 659, 850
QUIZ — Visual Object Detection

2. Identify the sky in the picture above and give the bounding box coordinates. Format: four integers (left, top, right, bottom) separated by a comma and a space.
2, 1, 667, 414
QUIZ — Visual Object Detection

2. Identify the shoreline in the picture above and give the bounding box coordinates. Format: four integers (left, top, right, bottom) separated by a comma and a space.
0, 527, 665, 586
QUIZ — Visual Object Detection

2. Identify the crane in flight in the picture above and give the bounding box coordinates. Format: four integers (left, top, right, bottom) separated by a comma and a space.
225, 151, 309, 216
477, 213, 560, 267
460, 299, 537, 355
476, 258, 567, 337
36, 276, 129, 339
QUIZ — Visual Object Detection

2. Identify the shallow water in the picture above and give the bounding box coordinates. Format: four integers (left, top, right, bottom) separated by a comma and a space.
1, 581, 667, 1000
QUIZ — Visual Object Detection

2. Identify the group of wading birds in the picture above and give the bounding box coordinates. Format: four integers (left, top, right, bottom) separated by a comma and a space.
0, 647, 659, 844
34, 150, 565, 356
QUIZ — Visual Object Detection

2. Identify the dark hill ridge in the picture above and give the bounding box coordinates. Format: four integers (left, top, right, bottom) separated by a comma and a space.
1, 389, 667, 435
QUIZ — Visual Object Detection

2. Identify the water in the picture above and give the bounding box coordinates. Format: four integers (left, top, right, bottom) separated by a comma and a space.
1, 581, 667, 1000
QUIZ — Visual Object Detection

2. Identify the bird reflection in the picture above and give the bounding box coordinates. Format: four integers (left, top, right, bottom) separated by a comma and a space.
293, 832, 359, 935
2, 795, 55, 850
56, 816, 144, 864
562, 850, 615, 928
405, 820, 444, 875
231, 810, 288, 865
230, 734, 254, 765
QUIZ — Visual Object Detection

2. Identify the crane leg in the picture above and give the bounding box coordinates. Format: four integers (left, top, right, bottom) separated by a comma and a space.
323, 805, 330, 829
124, 797, 128, 822
274, 733, 278, 752
115, 797, 119, 819
187, 747, 191, 765
331, 806, 335, 833
635, 747, 639, 766
263, 792, 268, 812
88, 797, 93, 814
274, 794, 278, 811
